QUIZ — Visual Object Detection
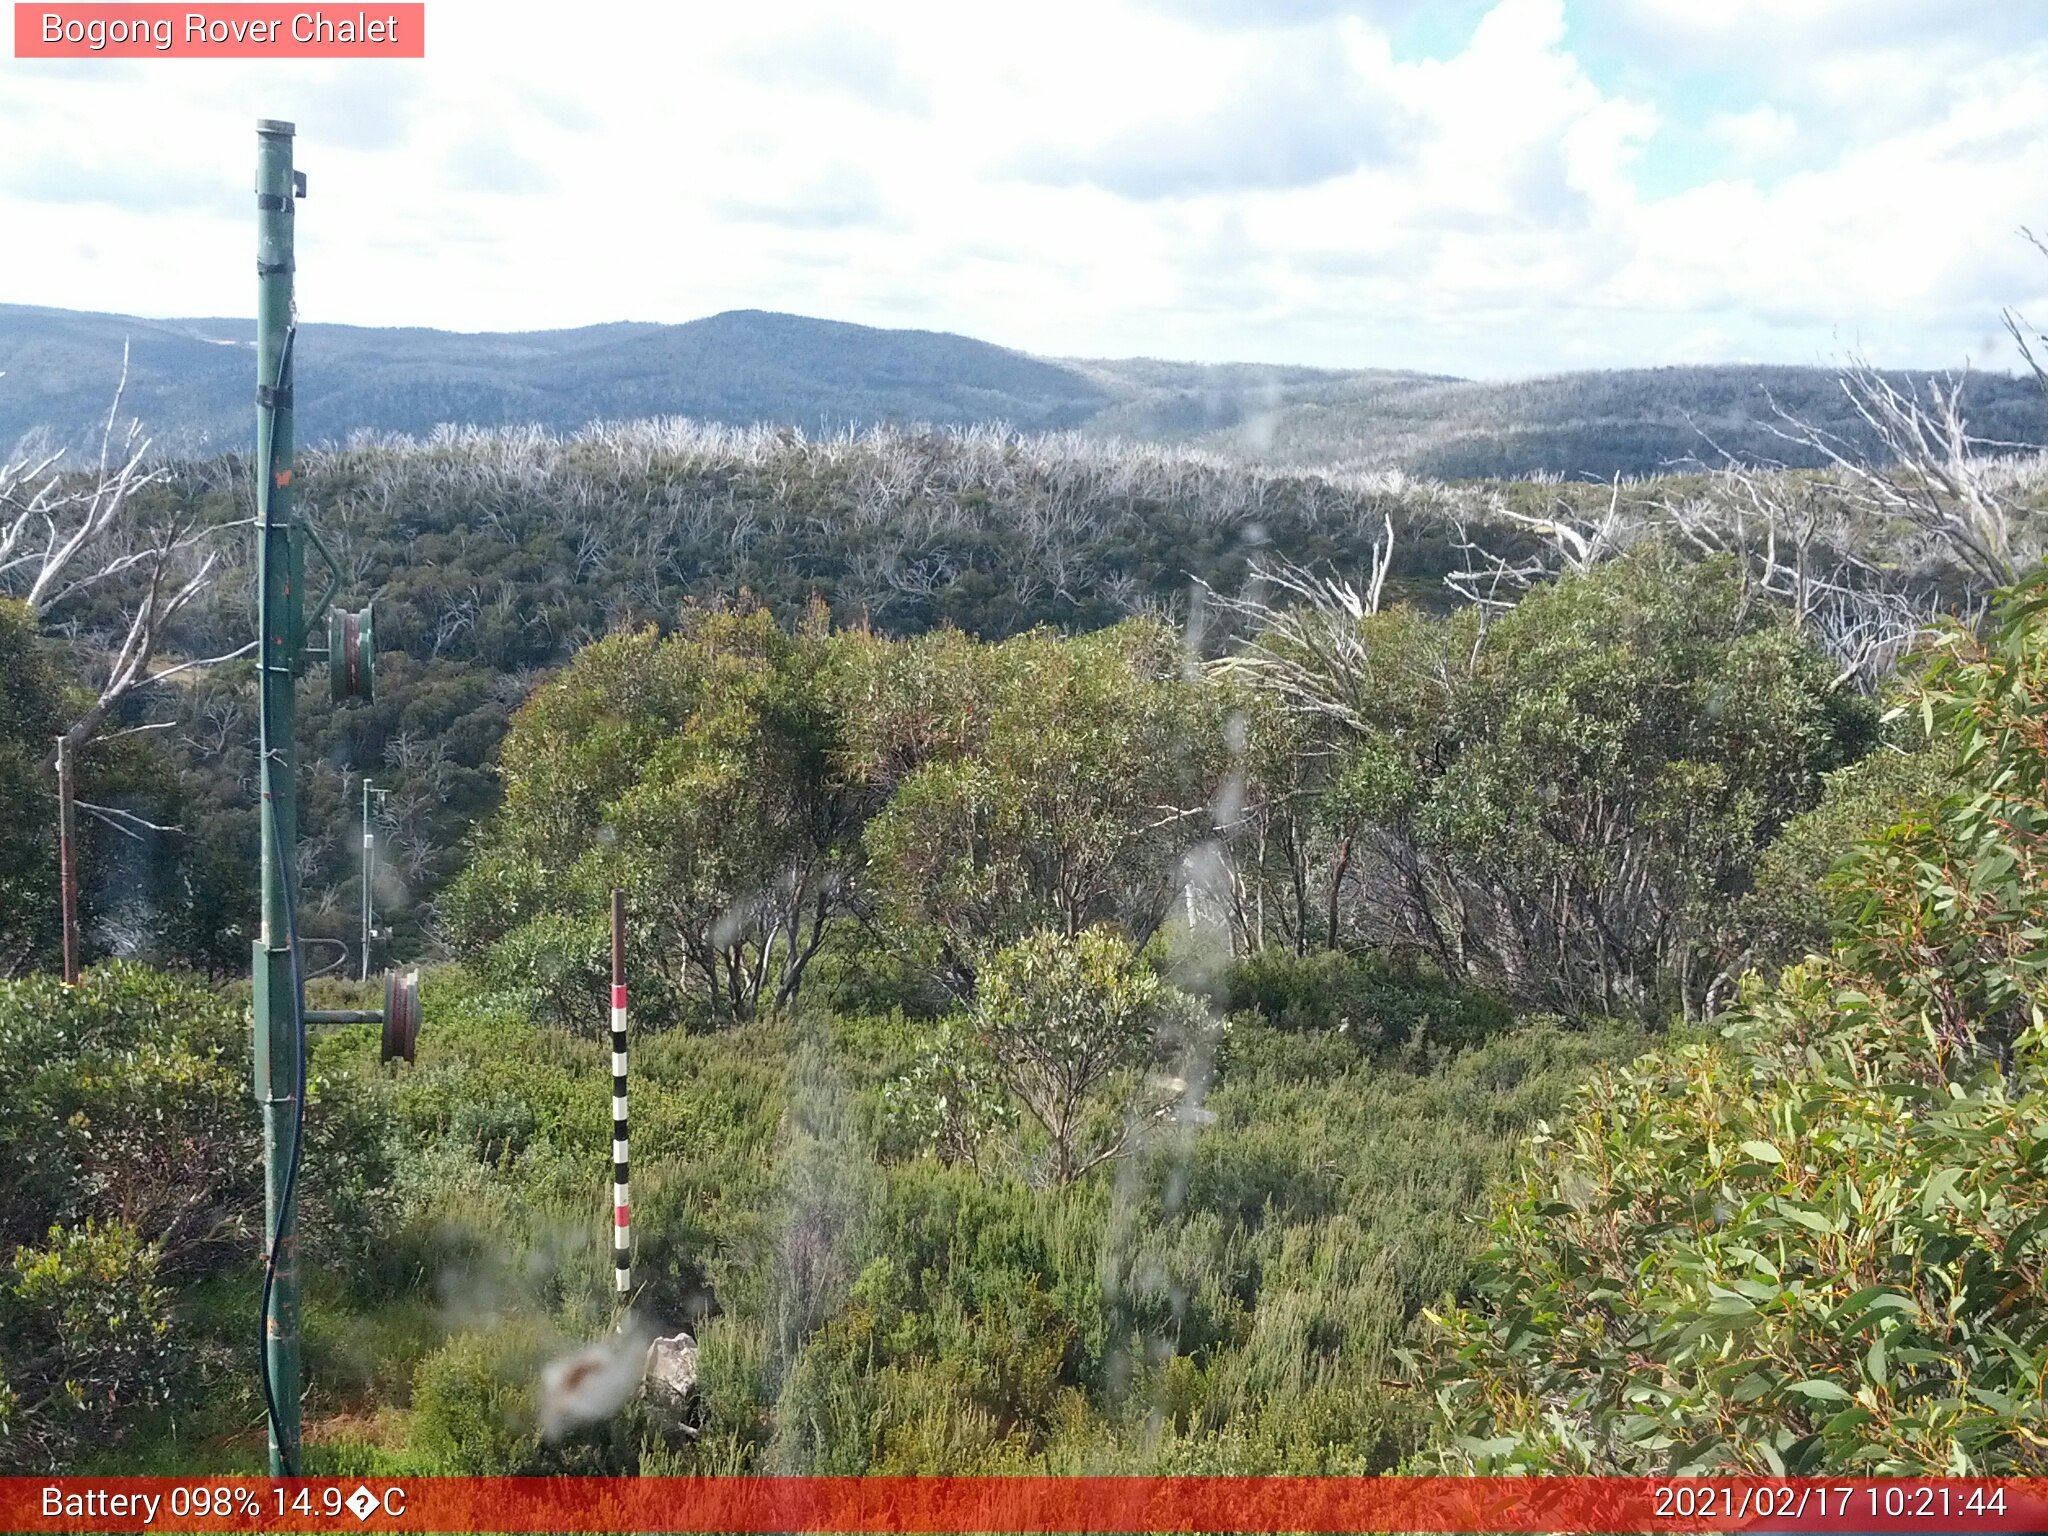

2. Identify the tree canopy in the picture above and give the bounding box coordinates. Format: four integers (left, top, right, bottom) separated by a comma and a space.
1416, 571, 2048, 1474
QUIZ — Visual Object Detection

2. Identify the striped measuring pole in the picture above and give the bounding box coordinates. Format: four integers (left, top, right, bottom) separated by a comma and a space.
610, 888, 631, 1294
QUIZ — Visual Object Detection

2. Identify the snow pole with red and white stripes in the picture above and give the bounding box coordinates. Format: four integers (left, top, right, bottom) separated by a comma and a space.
610, 888, 631, 1295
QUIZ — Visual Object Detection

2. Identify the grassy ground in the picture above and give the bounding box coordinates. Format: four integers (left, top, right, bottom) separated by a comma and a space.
95, 963, 1647, 1476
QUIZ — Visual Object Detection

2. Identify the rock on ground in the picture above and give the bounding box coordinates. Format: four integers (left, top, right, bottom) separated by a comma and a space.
644, 1331, 700, 1413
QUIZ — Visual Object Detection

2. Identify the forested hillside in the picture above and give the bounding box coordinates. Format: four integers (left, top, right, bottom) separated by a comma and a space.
10, 301, 2044, 481
9, 406, 2043, 982
0, 423, 1524, 975
0, 306, 1115, 454
1098, 360, 2048, 479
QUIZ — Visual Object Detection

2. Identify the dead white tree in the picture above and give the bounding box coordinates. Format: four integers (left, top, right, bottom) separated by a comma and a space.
1442, 479, 1635, 611
1653, 467, 1939, 692
1442, 509, 1551, 612
1764, 359, 2032, 590
0, 351, 250, 978
1204, 513, 1397, 735
2004, 227, 2048, 397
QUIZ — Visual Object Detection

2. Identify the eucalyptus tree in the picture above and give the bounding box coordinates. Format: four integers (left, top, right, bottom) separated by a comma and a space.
969, 926, 1205, 1185
1216, 550, 1875, 1017
444, 601, 863, 1027
855, 618, 1230, 996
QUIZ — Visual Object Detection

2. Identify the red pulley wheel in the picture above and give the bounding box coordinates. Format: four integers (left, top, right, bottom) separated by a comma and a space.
381, 967, 419, 1063
329, 605, 375, 703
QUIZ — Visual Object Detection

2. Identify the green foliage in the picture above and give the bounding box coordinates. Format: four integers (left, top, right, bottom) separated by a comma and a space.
191, 945, 1622, 1479
856, 622, 1220, 974
965, 928, 1208, 1184
794, 1005, 1634, 1473
1, 437, 1972, 1479
0, 965, 406, 1470
0, 1220, 181, 1471
108, 418, 1474, 978
767, 1166, 1098, 1472
455, 612, 1230, 1023
408, 1324, 555, 1474
0, 599, 65, 977
1415, 572, 2048, 1474
860, 622, 1226, 988
1225, 949, 1512, 1056
40, 417, 1940, 992
882, 1015, 1016, 1173
1831, 582, 2048, 1057
0, 937, 1636, 1475
1230, 552, 1877, 1016
0, 964, 398, 1279
1734, 736, 1953, 977
445, 604, 858, 1026
1431, 554, 1876, 1012
300, 1071, 403, 1291
460, 906, 610, 1038
410, 1318, 662, 1476
0, 964, 256, 1265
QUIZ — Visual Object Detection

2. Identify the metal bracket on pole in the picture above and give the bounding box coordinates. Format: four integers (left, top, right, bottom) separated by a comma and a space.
302, 966, 420, 1063
300, 518, 343, 636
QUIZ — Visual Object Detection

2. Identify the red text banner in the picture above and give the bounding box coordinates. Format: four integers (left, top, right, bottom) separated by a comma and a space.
14, 4, 425, 58
7, 1477, 2048, 1533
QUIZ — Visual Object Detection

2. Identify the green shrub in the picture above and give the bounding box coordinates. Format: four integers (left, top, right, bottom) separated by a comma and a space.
881, 1016, 1015, 1172
0, 599, 65, 975
448, 1093, 542, 1168
1417, 974, 2048, 1473
0, 965, 255, 1267
1414, 575, 2048, 1474
300, 1072, 403, 1291
969, 927, 1209, 1185
409, 1324, 553, 1474
1226, 949, 1511, 1053
1732, 736, 1952, 979
765, 1162, 1101, 1470
0, 1221, 181, 1471
473, 910, 613, 1038
410, 1322, 646, 1475
0, 964, 399, 1286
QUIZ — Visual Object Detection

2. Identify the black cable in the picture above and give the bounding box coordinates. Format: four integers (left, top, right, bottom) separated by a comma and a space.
255, 321, 305, 1477
256, 788, 307, 1474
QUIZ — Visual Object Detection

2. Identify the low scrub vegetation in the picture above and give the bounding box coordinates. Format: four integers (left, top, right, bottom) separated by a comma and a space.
0, 953, 1641, 1474
5, 377, 2048, 1474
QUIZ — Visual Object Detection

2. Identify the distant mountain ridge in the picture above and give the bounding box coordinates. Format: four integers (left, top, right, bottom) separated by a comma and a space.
2, 302, 2042, 481
0, 304, 1114, 455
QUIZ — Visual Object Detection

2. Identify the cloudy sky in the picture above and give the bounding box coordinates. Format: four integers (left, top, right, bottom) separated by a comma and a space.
5, 0, 2046, 376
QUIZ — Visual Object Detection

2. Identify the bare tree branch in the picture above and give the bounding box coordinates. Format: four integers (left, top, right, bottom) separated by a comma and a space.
74, 801, 183, 842
1762, 358, 2029, 589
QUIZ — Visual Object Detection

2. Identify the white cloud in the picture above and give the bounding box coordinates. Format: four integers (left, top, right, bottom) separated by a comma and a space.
0, 0, 2043, 377
1016, 32, 1414, 198
717, 167, 898, 231
1706, 105, 1799, 164
724, 20, 931, 114
1610, 0, 2028, 58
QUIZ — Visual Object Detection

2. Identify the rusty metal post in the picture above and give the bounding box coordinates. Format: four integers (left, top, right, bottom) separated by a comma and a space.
55, 734, 77, 985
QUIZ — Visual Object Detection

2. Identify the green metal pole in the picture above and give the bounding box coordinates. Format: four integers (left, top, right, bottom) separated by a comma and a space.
253, 116, 302, 1478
